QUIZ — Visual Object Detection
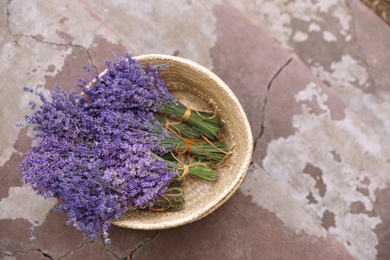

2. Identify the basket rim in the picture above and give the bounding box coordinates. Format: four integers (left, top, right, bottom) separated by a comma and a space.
109, 54, 253, 230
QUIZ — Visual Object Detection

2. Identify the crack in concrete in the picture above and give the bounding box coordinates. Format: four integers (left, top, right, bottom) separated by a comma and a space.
37, 248, 55, 259
251, 57, 293, 164
344, 0, 378, 91
105, 247, 121, 260
101, 236, 121, 260
56, 240, 95, 260
124, 230, 159, 260
1, 248, 54, 259
4, 2, 98, 75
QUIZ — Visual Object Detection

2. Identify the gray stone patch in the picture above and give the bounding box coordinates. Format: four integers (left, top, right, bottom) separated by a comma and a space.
240, 163, 328, 239
0, 186, 57, 225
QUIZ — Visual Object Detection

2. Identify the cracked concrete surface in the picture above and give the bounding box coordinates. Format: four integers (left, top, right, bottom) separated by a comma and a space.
232, 0, 390, 144
252, 57, 293, 154
1, 0, 389, 259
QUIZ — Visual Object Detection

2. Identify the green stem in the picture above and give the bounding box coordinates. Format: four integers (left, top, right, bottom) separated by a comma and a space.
150, 152, 218, 182
159, 102, 222, 140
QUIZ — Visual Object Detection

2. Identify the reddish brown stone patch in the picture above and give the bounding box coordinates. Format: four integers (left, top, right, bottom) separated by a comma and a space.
0, 152, 24, 199
350, 201, 376, 217
326, 94, 347, 121
59, 17, 69, 24
0, 128, 31, 199
322, 210, 336, 230
355, 177, 371, 197
45, 64, 55, 73
44, 46, 91, 92
34, 34, 45, 41
210, 0, 292, 140
44, 35, 127, 92
134, 190, 354, 259
172, 49, 180, 56
55, 30, 74, 45
373, 183, 390, 259
13, 127, 32, 158
361, 177, 371, 185
0, 219, 32, 252
303, 163, 326, 197
356, 186, 369, 196
88, 34, 128, 73
331, 150, 341, 162
307, 191, 318, 204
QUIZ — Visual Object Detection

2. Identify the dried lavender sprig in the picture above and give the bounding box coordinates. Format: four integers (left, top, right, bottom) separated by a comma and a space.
80, 53, 222, 140
155, 153, 218, 182
175, 141, 226, 163
156, 114, 202, 140
159, 102, 223, 140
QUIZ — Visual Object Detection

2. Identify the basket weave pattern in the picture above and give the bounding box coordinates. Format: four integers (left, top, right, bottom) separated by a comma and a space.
109, 54, 253, 230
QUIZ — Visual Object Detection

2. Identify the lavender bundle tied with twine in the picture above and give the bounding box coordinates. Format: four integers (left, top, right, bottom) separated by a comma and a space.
18, 52, 230, 244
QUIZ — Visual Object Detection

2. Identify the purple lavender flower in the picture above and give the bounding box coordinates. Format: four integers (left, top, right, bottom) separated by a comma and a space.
21, 132, 176, 241
20, 83, 178, 242
81, 53, 175, 113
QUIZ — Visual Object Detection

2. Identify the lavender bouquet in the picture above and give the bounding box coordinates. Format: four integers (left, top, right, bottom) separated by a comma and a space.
19, 53, 227, 243
20, 85, 217, 242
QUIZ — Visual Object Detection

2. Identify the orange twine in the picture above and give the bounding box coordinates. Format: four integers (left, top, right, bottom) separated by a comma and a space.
162, 114, 183, 137
162, 116, 214, 166
175, 138, 213, 166
201, 134, 231, 155
171, 152, 190, 178
180, 104, 217, 122
151, 188, 183, 212
170, 152, 209, 178
176, 138, 196, 154
141, 186, 184, 211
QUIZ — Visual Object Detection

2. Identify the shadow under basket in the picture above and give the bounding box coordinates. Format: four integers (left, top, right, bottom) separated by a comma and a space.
109, 54, 253, 230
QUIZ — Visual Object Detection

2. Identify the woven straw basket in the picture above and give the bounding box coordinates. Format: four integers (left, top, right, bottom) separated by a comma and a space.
107, 54, 253, 230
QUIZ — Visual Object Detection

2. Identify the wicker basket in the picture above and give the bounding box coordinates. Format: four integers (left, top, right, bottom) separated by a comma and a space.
108, 54, 253, 230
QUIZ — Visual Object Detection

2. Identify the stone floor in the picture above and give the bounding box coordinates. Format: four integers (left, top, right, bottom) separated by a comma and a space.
1, 0, 390, 259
